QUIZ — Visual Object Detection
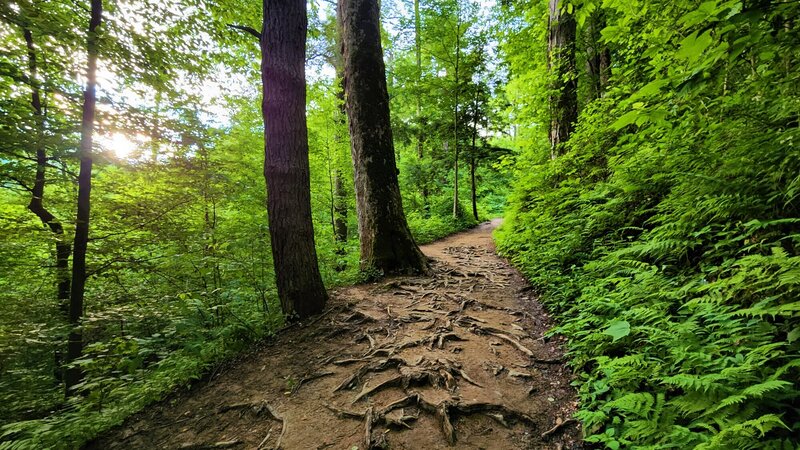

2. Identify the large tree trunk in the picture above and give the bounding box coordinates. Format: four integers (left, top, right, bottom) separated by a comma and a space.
23, 28, 71, 317
261, 0, 327, 319
338, 0, 428, 276
547, 0, 577, 158
66, 0, 102, 393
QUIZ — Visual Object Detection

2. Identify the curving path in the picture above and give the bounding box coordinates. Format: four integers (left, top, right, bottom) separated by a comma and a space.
90, 220, 581, 449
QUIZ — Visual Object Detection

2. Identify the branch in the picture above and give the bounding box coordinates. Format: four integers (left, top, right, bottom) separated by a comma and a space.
227, 24, 261, 40
4, 175, 33, 192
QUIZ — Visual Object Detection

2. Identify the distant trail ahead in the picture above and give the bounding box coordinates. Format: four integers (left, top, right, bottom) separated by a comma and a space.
92, 220, 581, 449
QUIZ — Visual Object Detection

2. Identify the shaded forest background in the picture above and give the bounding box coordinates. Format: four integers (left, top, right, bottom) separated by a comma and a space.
1, 0, 799, 449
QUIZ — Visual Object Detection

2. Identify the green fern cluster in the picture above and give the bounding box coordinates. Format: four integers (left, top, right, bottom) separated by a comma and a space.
497, 0, 800, 448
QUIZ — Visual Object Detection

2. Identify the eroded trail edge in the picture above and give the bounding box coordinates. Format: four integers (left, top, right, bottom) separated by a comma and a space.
94, 220, 581, 449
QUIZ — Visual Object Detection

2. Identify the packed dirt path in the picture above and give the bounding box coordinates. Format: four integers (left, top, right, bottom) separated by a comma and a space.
91, 220, 581, 449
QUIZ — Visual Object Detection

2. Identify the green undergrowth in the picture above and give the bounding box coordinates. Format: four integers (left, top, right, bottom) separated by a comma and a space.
496, 1, 800, 448
0, 298, 283, 450
408, 208, 478, 245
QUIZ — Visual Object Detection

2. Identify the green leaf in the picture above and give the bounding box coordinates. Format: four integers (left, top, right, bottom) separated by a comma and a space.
604, 321, 631, 342
611, 111, 640, 130
676, 30, 713, 61
631, 79, 670, 100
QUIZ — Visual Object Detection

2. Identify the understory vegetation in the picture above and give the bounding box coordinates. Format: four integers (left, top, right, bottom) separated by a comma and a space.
497, 0, 800, 448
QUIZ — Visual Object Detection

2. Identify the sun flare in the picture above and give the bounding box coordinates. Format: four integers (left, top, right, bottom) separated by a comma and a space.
101, 132, 147, 159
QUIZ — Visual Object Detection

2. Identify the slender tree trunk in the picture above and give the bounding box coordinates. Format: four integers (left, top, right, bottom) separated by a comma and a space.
338, 0, 428, 276
332, 73, 348, 253
547, 0, 577, 158
66, 0, 102, 393
470, 90, 479, 222
470, 156, 477, 221
261, 0, 327, 319
452, 17, 461, 219
200, 145, 221, 290
414, 0, 428, 211
333, 172, 348, 244
599, 43, 611, 92
23, 28, 71, 317
586, 10, 611, 99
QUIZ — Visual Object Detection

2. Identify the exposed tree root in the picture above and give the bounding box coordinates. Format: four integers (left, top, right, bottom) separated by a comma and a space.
541, 418, 577, 439
342, 310, 376, 325
218, 402, 285, 449
351, 357, 482, 402
508, 369, 536, 379
256, 427, 272, 450
178, 440, 242, 449
438, 402, 457, 444
217, 401, 282, 421
382, 408, 418, 429
462, 321, 535, 357
365, 391, 537, 445
363, 406, 374, 448
353, 374, 406, 402
291, 370, 335, 394
334, 357, 406, 392
325, 403, 367, 420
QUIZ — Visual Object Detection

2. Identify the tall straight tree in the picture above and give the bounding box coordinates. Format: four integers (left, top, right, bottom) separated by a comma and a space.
547, 0, 577, 158
261, 0, 327, 318
66, 0, 102, 392
338, 0, 428, 275
451, 2, 462, 219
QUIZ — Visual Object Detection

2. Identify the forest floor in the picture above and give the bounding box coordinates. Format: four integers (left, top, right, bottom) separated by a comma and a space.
89, 220, 582, 450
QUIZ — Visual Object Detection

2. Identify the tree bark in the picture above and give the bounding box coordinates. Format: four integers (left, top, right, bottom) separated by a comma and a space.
66, 0, 102, 393
23, 28, 71, 317
333, 72, 348, 251
338, 0, 428, 276
452, 14, 461, 219
586, 10, 611, 100
470, 89, 479, 222
333, 170, 348, 245
547, 0, 577, 158
414, 0, 428, 211
261, 0, 328, 319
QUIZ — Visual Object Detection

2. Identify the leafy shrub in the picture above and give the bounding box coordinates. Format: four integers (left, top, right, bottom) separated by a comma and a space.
497, 1, 800, 448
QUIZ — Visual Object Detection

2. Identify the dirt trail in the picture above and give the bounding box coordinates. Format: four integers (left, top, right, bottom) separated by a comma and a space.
91, 220, 581, 449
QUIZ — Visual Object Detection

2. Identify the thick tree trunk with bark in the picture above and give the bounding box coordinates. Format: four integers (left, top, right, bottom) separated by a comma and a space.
261, 0, 327, 319
66, 0, 102, 393
23, 28, 71, 316
338, 0, 428, 276
547, 0, 577, 158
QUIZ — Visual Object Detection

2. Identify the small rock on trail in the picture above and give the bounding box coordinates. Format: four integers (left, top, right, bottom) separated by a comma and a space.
89, 219, 582, 449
